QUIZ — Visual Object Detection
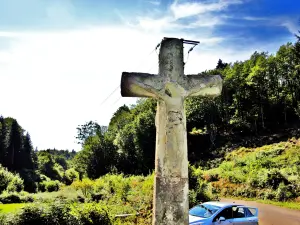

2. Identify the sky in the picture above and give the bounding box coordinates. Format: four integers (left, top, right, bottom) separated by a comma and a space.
0, 0, 299, 151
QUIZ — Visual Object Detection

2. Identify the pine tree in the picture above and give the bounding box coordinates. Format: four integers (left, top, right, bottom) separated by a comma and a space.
6, 119, 23, 170
0, 116, 7, 165
22, 132, 34, 169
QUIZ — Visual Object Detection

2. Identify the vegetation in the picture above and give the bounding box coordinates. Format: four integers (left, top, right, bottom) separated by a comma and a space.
202, 138, 300, 201
0, 32, 300, 224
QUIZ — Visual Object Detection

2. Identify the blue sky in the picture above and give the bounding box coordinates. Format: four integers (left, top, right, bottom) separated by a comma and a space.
0, 0, 299, 151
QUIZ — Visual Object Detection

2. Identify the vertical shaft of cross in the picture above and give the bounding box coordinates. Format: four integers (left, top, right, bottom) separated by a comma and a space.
153, 38, 189, 225
159, 38, 184, 81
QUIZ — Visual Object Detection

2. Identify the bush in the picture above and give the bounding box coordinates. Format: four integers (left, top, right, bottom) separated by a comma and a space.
1, 202, 112, 225
72, 178, 94, 198
64, 168, 79, 185
0, 191, 34, 204
6, 176, 24, 192
70, 203, 112, 225
0, 192, 21, 204
18, 169, 40, 193
45, 180, 61, 192
263, 189, 276, 200
0, 165, 24, 194
275, 183, 295, 201
38, 180, 61, 192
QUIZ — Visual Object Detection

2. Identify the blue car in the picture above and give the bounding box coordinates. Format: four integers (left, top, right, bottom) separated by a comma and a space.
189, 201, 259, 225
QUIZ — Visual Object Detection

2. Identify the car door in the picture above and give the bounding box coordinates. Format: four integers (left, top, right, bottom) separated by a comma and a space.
244, 207, 258, 225
232, 207, 258, 225
212, 207, 234, 225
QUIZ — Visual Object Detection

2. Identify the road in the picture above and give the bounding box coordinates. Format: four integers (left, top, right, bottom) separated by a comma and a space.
221, 198, 300, 225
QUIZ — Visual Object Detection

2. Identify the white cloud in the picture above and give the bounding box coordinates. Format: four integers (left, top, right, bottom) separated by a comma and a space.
126, 0, 244, 34
281, 20, 300, 35
187, 15, 223, 28
170, 0, 242, 19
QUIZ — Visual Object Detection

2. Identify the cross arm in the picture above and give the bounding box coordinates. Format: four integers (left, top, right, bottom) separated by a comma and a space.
121, 72, 164, 98
181, 74, 223, 97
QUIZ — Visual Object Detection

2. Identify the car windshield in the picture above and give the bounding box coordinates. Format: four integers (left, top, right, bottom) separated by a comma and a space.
189, 203, 221, 218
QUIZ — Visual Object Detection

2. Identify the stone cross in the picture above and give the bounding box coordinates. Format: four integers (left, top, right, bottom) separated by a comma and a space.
120, 37, 222, 225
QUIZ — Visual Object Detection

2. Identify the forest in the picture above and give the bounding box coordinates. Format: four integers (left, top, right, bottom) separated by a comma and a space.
0, 33, 299, 224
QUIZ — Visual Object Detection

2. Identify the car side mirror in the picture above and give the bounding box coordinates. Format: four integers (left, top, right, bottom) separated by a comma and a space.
219, 217, 225, 222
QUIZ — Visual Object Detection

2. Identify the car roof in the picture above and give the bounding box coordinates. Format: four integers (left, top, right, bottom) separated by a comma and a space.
203, 201, 243, 208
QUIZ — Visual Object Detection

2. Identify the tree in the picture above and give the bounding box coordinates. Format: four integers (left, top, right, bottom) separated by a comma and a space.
22, 132, 35, 169
75, 121, 105, 145
0, 116, 7, 166
6, 119, 23, 170
216, 59, 228, 70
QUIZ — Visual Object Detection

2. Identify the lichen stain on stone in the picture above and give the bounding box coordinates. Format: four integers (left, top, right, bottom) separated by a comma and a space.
167, 110, 183, 126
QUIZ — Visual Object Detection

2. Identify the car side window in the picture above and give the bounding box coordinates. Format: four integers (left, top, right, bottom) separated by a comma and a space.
233, 207, 245, 218
212, 207, 233, 222
245, 207, 255, 217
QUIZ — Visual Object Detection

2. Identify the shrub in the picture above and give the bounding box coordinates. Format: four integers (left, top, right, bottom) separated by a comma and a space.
0, 192, 21, 204
2, 202, 112, 225
266, 169, 289, 189
202, 170, 219, 182
72, 178, 94, 198
70, 203, 112, 225
263, 189, 276, 200
189, 189, 197, 207
6, 176, 24, 192
17, 169, 40, 193
275, 183, 295, 201
10, 205, 48, 225
45, 180, 61, 192
38, 180, 61, 192
64, 168, 79, 185
0, 191, 34, 204
39, 174, 51, 181
0, 165, 24, 194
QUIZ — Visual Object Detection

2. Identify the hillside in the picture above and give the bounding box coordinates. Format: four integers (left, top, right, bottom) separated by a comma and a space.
200, 138, 300, 202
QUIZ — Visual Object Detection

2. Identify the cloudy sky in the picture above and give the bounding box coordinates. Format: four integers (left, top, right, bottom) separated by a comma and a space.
0, 0, 299, 151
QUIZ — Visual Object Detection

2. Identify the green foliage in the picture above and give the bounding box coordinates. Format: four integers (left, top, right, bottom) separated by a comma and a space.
0, 165, 24, 194
0, 203, 27, 214
64, 168, 79, 185
72, 178, 94, 198
207, 139, 300, 201
76, 121, 107, 145
6, 176, 24, 192
0, 202, 111, 225
37, 151, 63, 181
188, 164, 214, 206
17, 169, 39, 193
0, 191, 34, 204
70, 203, 111, 225
38, 180, 61, 192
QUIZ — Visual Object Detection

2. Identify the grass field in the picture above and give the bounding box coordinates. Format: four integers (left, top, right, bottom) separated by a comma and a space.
0, 203, 28, 213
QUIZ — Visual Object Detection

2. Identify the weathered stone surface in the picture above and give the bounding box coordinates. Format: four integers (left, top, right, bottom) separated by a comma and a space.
120, 37, 223, 225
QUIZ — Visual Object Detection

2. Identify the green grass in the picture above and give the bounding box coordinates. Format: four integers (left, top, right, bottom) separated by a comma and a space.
33, 185, 80, 202
256, 199, 300, 210
0, 203, 28, 213
226, 196, 300, 211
